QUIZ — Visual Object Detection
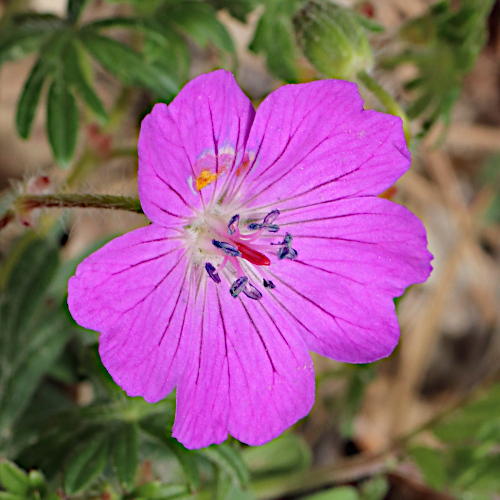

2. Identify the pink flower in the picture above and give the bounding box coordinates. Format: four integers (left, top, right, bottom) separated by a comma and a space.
68, 70, 432, 449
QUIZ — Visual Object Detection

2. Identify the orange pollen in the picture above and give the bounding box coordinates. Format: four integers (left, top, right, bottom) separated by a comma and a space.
196, 169, 219, 191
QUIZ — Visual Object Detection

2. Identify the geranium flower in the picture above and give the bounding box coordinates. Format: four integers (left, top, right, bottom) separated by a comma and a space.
68, 70, 432, 449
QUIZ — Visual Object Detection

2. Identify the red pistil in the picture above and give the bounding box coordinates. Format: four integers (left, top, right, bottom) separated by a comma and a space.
236, 242, 271, 266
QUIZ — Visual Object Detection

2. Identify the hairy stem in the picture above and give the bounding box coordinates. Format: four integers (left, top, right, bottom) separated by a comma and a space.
16, 194, 144, 214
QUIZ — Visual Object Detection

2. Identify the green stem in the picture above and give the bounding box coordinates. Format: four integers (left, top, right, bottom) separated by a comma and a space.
357, 69, 411, 146
16, 194, 144, 214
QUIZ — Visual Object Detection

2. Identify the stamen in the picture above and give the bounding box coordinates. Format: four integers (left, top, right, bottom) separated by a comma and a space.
227, 214, 240, 236
263, 209, 280, 224
247, 209, 281, 233
205, 262, 221, 284
212, 239, 241, 257
243, 283, 262, 300
248, 222, 279, 233
214, 256, 229, 274
277, 233, 298, 260
263, 279, 276, 289
230, 276, 248, 298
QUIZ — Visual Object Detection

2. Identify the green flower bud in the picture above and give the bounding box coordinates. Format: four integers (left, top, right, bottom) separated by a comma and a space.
294, 0, 374, 80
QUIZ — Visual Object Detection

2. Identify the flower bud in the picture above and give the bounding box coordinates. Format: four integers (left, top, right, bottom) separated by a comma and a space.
294, 1, 374, 80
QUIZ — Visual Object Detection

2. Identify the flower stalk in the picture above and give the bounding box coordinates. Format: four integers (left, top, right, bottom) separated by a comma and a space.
357, 69, 411, 146
15, 193, 144, 214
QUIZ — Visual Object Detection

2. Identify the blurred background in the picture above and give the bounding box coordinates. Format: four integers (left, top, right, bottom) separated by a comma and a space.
1, 0, 500, 499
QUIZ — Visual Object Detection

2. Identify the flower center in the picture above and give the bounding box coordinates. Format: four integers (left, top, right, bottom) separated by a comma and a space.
202, 209, 297, 300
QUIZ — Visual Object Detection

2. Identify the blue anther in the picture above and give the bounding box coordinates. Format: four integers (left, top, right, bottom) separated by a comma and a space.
243, 283, 262, 300
230, 276, 248, 298
212, 239, 241, 257
263, 279, 276, 289
277, 233, 298, 260
277, 247, 298, 260
264, 209, 280, 224
248, 222, 280, 233
205, 262, 221, 284
227, 214, 240, 235
277, 247, 288, 260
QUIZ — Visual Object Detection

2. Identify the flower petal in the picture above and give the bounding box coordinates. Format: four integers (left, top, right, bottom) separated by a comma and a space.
172, 278, 315, 449
138, 70, 255, 227
260, 197, 432, 363
232, 80, 410, 212
67, 224, 193, 402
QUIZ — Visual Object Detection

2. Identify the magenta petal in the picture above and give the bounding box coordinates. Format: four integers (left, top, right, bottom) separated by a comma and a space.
234, 80, 409, 212
172, 280, 315, 449
262, 197, 432, 363
67, 224, 192, 402
138, 70, 255, 227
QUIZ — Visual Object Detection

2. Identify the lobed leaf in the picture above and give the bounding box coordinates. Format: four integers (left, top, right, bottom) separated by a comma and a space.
111, 422, 139, 491
78, 31, 178, 99
410, 446, 447, 491
15, 58, 52, 139
67, 0, 88, 23
62, 41, 107, 123
249, 0, 300, 81
0, 14, 64, 66
157, 1, 235, 54
205, 0, 254, 22
0, 462, 29, 495
201, 444, 250, 490
241, 434, 312, 477
46, 78, 79, 167
302, 486, 360, 500
63, 432, 110, 494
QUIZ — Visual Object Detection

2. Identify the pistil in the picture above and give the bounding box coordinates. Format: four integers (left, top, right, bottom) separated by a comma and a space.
204, 209, 297, 300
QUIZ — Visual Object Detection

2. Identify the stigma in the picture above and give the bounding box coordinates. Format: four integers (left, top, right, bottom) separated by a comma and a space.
203, 209, 297, 300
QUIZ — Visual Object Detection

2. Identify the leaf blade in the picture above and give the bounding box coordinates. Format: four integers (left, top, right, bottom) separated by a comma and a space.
46, 78, 79, 166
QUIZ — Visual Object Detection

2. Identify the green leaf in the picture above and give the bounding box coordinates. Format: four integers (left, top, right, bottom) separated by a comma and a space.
0, 14, 64, 66
62, 41, 107, 122
302, 486, 360, 500
205, 0, 254, 22
433, 384, 500, 444
359, 476, 389, 500
142, 23, 189, 84
164, 438, 200, 491
0, 493, 26, 500
46, 79, 79, 166
382, 0, 495, 133
410, 446, 447, 490
132, 481, 190, 499
16, 58, 51, 139
158, 1, 235, 54
0, 462, 29, 495
67, 0, 88, 23
138, 419, 199, 491
249, 0, 300, 81
78, 31, 178, 99
213, 469, 254, 500
201, 444, 250, 489
0, 238, 70, 448
111, 422, 139, 490
83, 17, 189, 84
63, 432, 110, 494
242, 434, 312, 477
